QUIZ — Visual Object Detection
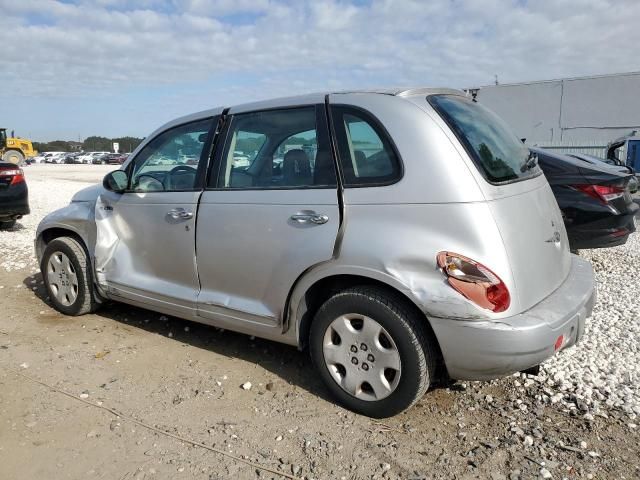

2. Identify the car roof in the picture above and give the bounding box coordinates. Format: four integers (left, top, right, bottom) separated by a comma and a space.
166, 87, 466, 129
131, 87, 467, 162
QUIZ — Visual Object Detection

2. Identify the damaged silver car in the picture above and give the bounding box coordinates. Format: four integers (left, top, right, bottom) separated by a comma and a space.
35, 89, 596, 417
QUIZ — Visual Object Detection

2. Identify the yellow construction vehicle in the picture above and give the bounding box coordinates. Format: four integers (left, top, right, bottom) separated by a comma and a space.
0, 128, 37, 164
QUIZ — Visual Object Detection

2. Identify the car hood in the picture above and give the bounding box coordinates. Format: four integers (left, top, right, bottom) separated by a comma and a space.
71, 184, 106, 202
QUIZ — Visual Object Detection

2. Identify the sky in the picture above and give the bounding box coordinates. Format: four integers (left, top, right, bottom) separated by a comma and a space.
1, 0, 639, 141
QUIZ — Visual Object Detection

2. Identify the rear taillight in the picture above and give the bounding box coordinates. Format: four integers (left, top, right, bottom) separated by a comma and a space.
0, 168, 25, 185
437, 252, 510, 313
572, 184, 624, 203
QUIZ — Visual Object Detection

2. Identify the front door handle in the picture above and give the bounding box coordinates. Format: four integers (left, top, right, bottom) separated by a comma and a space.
167, 208, 193, 220
290, 211, 329, 225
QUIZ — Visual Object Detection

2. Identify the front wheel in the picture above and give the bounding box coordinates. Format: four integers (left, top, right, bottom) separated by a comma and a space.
2, 150, 24, 165
309, 286, 437, 418
41, 237, 99, 316
0, 219, 16, 230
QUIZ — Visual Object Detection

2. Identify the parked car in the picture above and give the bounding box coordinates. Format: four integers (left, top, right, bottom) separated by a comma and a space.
63, 152, 84, 164
44, 152, 67, 164
30, 153, 48, 164
78, 152, 109, 164
76, 152, 94, 164
0, 162, 29, 229
95, 153, 127, 165
36, 89, 595, 417
533, 148, 638, 249
606, 133, 640, 173
567, 153, 638, 193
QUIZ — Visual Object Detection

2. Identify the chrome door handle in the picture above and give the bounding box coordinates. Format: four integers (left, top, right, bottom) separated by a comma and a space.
167, 208, 193, 220
290, 212, 329, 225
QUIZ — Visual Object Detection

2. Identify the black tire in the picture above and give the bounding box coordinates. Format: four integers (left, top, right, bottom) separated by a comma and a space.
309, 286, 437, 418
41, 237, 99, 316
2, 150, 24, 165
0, 219, 16, 230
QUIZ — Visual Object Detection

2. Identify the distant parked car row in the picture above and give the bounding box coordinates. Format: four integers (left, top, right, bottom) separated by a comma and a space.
28, 151, 129, 165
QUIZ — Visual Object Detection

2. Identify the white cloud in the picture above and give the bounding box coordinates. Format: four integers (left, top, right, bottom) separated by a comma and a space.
1, 0, 640, 138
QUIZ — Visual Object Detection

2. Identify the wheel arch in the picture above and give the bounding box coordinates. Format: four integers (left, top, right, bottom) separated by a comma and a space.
289, 268, 437, 345
36, 226, 90, 266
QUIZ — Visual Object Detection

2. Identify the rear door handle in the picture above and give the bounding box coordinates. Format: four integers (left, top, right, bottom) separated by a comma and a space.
290, 211, 329, 225
167, 208, 193, 220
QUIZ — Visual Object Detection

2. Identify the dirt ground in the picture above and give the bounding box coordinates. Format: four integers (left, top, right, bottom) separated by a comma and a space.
0, 166, 639, 480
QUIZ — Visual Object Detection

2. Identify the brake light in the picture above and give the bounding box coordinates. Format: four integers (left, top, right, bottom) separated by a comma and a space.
437, 252, 510, 313
0, 168, 25, 185
572, 184, 624, 203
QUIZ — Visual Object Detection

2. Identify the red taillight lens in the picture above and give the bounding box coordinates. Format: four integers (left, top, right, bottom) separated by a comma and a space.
572, 184, 624, 203
437, 252, 510, 313
0, 168, 25, 185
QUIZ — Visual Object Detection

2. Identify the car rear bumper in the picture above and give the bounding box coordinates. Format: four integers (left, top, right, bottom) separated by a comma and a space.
567, 203, 638, 249
429, 255, 595, 381
0, 184, 30, 219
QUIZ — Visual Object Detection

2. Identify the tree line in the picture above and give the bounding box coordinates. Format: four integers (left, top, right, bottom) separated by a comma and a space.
33, 136, 144, 153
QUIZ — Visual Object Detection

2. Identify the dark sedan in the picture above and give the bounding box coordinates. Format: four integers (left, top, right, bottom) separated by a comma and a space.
0, 162, 29, 229
533, 148, 638, 250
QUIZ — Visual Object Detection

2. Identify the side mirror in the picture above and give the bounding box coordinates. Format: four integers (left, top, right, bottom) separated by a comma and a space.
103, 170, 128, 193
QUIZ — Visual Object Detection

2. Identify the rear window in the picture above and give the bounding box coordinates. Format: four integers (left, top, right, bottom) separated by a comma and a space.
429, 95, 536, 183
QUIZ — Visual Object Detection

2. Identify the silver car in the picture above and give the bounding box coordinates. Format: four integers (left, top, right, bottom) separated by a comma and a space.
36, 89, 596, 417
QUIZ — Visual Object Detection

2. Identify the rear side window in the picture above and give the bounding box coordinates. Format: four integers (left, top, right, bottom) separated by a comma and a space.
429, 95, 536, 183
214, 106, 336, 189
331, 106, 401, 186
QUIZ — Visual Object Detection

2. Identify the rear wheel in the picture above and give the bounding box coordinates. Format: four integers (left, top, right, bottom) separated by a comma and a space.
0, 219, 16, 230
41, 237, 99, 316
2, 150, 24, 165
309, 286, 437, 418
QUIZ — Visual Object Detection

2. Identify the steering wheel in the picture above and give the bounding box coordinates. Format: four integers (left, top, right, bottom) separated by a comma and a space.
164, 165, 197, 190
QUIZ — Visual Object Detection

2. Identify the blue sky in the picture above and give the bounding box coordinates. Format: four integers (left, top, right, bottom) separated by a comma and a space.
1, 0, 639, 141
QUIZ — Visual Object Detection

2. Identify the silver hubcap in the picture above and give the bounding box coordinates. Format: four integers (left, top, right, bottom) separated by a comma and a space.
322, 314, 401, 401
46, 252, 79, 306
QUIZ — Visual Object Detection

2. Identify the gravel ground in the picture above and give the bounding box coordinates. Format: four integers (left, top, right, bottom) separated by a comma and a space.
542, 235, 640, 421
0, 165, 639, 479
0, 164, 112, 272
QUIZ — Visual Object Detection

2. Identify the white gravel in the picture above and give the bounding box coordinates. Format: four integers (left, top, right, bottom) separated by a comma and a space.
0, 164, 107, 271
1, 165, 639, 419
539, 231, 640, 419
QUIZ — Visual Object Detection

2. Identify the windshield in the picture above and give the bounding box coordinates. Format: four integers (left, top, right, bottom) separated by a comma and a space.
429, 95, 536, 183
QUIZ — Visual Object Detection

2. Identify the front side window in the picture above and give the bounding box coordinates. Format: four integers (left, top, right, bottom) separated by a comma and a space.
130, 118, 212, 192
215, 106, 336, 189
331, 106, 401, 186
429, 95, 537, 183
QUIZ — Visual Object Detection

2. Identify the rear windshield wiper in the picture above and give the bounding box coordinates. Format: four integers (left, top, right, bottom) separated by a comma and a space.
521, 151, 538, 172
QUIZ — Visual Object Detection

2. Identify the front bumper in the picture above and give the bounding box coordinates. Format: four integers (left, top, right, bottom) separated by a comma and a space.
430, 255, 595, 380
